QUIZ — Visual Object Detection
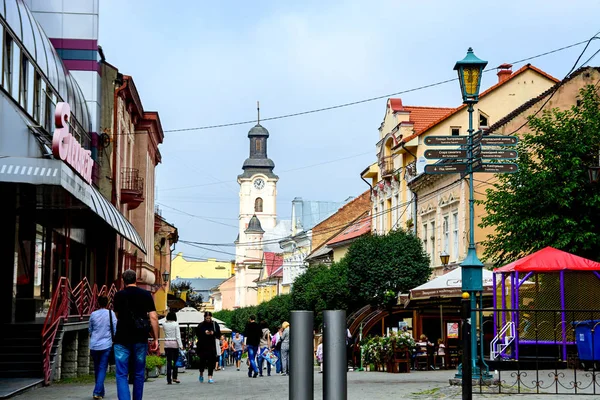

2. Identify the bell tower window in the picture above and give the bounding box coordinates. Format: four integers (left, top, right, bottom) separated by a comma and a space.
255, 197, 263, 213
256, 139, 262, 152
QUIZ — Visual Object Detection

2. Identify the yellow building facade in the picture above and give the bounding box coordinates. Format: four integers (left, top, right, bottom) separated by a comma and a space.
363, 64, 558, 276
171, 253, 234, 280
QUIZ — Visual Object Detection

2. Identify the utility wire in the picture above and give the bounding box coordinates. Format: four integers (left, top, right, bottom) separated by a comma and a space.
108, 38, 592, 137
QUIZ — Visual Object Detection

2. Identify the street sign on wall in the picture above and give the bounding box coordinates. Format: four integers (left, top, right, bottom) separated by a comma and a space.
476, 163, 519, 173
424, 164, 467, 174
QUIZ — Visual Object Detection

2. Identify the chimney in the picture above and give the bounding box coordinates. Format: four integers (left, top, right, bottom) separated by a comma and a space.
497, 63, 513, 83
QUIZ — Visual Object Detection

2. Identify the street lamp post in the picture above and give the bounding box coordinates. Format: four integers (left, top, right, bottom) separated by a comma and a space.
453, 47, 492, 381
440, 251, 450, 269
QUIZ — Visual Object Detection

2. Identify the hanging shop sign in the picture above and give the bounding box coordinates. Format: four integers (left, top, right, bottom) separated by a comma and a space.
52, 102, 94, 184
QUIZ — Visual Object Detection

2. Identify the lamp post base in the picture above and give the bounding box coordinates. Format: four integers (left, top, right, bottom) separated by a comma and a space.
455, 362, 493, 380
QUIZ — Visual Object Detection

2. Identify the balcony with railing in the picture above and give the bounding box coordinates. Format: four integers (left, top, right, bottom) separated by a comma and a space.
121, 168, 144, 209
379, 156, 395, 178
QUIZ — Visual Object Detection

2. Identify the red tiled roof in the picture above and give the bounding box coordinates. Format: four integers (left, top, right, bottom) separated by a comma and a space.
327, 214, 371, 246
264, 252, 283, 278
388, 98, 455, 135
401, 64, 560, 143
403, 106, 456, 134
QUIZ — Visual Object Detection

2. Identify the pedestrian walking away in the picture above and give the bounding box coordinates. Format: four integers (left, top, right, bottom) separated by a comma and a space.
316, 336, 323, 373
232, 332, 244, 371
272, 325, 283, 374
113, 269, 159, 400
257, 321, 272, 377
196, 311, 221, 383
163, 311, 183, 384
280, 321, 290, 376
89, 295, 118, 399
243, 314, 262, 378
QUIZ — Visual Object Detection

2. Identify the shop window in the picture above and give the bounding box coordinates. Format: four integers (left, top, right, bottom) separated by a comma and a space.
10, 40, 20, 100
33, 72, 41, 122
255, 197, 263, 213
0, 24, 4, 88
26, 60, 34, 115
19, 56, 28, 109
3, 33, 13, 93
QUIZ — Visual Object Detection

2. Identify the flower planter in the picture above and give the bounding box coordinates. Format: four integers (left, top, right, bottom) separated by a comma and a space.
159, 365, 166, 375
147, 367, 160, 379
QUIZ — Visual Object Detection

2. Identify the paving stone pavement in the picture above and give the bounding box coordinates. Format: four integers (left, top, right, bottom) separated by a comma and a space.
14, 367, 581, 399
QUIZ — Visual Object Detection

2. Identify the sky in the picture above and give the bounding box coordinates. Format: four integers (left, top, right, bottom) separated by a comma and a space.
98, 0, 600, 260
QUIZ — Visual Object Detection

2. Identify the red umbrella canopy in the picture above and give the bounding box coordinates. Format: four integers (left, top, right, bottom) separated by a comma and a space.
494, 247, 600, 273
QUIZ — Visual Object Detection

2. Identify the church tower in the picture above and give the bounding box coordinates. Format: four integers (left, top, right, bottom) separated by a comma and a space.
235, 106, 278, 307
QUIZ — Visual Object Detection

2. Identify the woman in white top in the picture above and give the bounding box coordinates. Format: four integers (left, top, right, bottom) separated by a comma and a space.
163, 311, 183, 384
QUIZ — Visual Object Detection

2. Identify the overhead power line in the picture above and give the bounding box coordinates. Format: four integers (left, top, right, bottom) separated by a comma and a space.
110, 38, 592, 138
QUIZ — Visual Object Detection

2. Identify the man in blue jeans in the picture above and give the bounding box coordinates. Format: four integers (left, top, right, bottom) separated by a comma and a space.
113, 269, 159, 400
243, 315, 262, 378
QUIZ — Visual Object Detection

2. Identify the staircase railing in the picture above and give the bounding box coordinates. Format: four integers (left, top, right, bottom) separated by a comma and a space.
490, 321, 516, 360
41, 277, 117, 384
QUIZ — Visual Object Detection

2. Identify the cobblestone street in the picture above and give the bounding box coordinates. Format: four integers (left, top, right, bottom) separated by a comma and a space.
13, 367, 585, 400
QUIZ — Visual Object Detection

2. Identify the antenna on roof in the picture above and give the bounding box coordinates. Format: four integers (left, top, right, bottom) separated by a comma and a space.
257, 101, 260, 124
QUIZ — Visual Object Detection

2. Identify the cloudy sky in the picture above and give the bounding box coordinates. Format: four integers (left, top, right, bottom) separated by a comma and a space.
99, 0, 600, 260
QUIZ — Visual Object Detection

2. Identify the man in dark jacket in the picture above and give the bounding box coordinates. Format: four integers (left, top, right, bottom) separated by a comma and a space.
113, 269, 159, 399
243, 315, 262, 378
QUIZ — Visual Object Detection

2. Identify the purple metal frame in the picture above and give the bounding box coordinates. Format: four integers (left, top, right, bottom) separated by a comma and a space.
491, 269, 573, 362
560, 270, 567, 361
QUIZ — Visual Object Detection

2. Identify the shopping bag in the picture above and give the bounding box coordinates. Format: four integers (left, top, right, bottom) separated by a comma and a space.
175, 349, 187, 368
261, 348, 278, 366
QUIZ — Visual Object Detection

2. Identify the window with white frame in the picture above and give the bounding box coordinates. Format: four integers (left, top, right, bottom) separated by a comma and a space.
373, 205, 378, 234
422, 223, 428, 256
430, 221, 436, 264
452, 212, 459, 260
443, 215, 449, 253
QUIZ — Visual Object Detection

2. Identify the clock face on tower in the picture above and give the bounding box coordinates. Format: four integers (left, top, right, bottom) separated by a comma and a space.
254, 178, 265, 190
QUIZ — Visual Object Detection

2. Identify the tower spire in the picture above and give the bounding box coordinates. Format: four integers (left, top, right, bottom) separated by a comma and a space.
257, 101, 260, 124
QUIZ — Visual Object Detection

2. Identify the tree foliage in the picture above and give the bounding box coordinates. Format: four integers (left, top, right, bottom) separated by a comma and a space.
214, 295, 293, 333
345, 229, 431, 307
290, 261, 353, 327
170, 280, 203, 309
480, 85, 600, 265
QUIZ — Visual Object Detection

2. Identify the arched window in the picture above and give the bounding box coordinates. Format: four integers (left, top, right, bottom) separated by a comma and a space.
255, 197, 263, 212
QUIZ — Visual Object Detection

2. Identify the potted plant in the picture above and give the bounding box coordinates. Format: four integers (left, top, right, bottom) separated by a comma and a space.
145, 355, 165, 379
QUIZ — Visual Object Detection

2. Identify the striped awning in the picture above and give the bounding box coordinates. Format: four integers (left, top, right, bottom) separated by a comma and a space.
0, 156, 146, 253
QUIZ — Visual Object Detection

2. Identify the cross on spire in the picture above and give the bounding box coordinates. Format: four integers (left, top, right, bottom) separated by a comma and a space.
257, 101, 260, 124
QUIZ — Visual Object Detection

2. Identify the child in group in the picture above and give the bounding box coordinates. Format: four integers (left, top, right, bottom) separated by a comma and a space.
316, 337, 324, 373
436, 338, 446, 369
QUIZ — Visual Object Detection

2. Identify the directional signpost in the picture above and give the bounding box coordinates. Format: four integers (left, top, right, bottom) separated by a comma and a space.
423, 133, 519, 176
424, 163, 467, 174
424, 149, 467, 159
479, 163, 518, 173
480, 135, 518, 146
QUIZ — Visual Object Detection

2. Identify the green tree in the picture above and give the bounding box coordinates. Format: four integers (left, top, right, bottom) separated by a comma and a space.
212, 309, 234, 328
480, 85, 600, 265
256, 294, 292, 332
170, 280, 203, 309
290, 261, 353, 328
344, 229, 431, 307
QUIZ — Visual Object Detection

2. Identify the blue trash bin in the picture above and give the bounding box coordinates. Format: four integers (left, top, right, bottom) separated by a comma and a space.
573, 320, 600, 368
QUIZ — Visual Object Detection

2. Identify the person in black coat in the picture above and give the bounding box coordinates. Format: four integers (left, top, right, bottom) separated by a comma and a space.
196, 312, 221, 383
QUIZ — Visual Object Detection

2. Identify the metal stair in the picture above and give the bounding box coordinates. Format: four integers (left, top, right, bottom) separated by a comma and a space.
490, 321, 515, 360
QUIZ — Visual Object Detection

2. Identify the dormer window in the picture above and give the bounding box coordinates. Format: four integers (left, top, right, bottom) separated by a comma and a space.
479, 111, 489, 128
451, 127, 460, 136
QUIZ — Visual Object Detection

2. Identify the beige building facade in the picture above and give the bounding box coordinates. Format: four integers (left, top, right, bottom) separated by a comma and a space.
363, 64, 559, 276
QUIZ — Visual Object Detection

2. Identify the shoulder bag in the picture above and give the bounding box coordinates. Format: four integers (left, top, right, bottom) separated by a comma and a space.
214, 322, 222, 356
108, 310, 116, 365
